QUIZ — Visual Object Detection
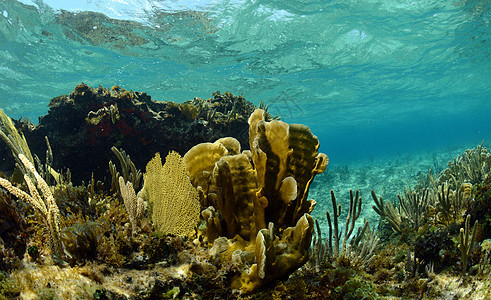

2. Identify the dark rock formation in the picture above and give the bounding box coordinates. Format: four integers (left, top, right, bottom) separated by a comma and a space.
9, 83, 256, 184
0, 193, 26, 271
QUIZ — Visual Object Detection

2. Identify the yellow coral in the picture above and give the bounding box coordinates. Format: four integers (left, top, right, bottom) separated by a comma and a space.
231, 214, 315, 293
184, 108, 327, 294
482, 239, 491, 252
247, 109, 328, 227
183, 141, 228, 187
461, 182, 472, 199
215, 137, 241, 155
0, 154, 63, 259
0, 108, 34, 164
143, 152, 200, 237
214, 153, 258, 240
177, 102, 199, 120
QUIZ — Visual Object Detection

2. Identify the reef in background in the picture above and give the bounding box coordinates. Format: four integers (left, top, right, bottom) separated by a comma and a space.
0, 83, 256, 184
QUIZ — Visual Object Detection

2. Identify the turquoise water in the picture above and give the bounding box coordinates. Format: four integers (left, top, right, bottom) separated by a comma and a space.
0, 0, 490, 164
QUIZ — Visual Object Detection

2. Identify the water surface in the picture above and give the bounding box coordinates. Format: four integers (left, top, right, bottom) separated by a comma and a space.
0, 0, 489, 163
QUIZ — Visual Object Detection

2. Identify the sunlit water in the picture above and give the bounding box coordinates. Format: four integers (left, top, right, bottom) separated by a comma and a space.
1, 0, 490, 166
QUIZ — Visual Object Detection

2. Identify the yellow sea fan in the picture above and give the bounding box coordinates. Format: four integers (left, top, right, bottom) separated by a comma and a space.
144, 151, 200, 237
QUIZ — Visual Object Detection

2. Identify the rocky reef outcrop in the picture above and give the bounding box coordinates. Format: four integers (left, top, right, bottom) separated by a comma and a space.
5, 83, 256, 184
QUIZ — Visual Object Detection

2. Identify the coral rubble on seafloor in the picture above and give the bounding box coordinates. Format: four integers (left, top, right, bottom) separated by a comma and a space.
0, 84, 489, 299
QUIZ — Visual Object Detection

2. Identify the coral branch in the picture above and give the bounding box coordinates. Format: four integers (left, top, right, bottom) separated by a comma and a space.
0, 154, 63, 260
118, 176, 145, 234
458, 214, 478, 273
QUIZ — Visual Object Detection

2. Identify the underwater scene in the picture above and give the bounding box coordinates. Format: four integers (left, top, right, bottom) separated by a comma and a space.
0, 0, 490, 298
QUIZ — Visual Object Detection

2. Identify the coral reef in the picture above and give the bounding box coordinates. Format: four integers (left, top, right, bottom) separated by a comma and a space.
0, 154, 63, 261
363, 144, 491, 298
0, 96, 330, 297
182, 108, 328, 293
143, 151, 200, 237
301, 144, 491, 300
0, 86, 490, 299
4, 84, 256, 184
437, 142, 491, 187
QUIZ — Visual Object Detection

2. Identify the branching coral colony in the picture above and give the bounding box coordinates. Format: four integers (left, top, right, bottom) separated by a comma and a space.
361, 144, 491, 298
302, 146, 490, 300
370, 144, 489, 272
